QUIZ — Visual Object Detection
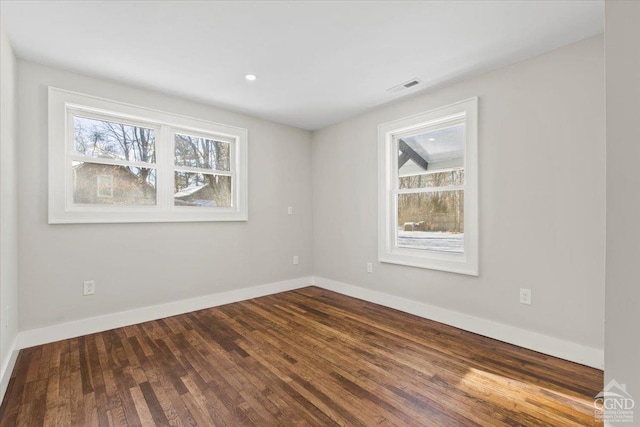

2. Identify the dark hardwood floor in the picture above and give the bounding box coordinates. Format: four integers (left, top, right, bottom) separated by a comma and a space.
0, 286, 603, 426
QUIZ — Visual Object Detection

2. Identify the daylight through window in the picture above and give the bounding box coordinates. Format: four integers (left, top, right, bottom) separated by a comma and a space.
378, 98, 478, 275
49, 87, 248, 223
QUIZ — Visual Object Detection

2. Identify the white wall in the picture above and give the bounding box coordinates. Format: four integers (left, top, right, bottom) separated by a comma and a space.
17, 61, 313, 331
312, 37, 605, 356
0, 22, 19, 396
605, 0, 640, 418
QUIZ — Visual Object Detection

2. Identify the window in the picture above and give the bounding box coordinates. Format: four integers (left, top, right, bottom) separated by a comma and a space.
378, 98, 478, 275
173, 132, 232, 208
48, 87, 248, 223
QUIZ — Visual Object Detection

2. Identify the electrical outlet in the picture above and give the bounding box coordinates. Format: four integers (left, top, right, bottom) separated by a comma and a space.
287, 206, 293, 215
84, 280, 95, 296
519, 288, 531, 305
367, 262, 373, 273
293, 256, 299, 265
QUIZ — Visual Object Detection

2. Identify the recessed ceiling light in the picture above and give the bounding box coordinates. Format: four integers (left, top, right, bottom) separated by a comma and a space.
245, 74, 257, 81
428, 138, 436, 141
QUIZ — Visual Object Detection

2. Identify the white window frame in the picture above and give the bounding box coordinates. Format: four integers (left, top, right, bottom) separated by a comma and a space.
378, 97, 478, 276
48, 87, 248, 223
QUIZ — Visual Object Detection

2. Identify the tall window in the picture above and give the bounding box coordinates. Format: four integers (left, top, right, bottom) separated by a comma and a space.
378, 98, 478, 275
49, 87, 248, 223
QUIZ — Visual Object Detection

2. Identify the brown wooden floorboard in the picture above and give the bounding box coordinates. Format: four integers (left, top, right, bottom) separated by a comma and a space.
0, 286, 603, 426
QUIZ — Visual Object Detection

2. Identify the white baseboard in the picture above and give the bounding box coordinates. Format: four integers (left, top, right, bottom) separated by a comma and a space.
10, 274, 603, 377
17, 277, 312, 350
0, 336, 19, 405
312, 276, 604, 370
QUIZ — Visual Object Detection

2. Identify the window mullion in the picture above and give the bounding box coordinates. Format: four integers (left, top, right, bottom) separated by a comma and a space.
157, 125, 173, 212
67, 155, 157, 170
173, 166, 232, 176
396, 185, 465, 195
230, 138, 237, 208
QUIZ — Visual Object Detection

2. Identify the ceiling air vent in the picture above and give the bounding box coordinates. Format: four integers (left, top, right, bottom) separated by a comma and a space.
387, 78, 425, 95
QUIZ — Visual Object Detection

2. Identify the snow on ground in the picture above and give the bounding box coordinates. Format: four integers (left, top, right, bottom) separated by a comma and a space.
398, 230, 464, 253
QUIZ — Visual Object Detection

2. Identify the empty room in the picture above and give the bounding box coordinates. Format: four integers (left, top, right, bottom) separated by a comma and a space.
0, 1, 638, 426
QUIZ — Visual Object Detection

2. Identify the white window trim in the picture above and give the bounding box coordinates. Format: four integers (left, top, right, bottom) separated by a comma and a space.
378, 97, 478, 276
48, 87, 248, 223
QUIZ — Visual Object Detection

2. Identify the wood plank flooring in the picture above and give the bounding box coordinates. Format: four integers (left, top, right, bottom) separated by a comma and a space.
0, 287, 603, 426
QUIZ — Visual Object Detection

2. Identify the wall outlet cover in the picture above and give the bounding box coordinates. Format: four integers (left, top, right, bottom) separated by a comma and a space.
84, 280, 96, 296
519, 288, 531, 305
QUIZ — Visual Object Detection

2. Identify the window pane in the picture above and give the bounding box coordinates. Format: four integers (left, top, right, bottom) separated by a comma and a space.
398, 123, 464, 176
74, 116, 156, 163
397, 190, 464, 253
399, 169, 464, 189
174, 133, 230, 171
174, 172, 231, 207
72, 162, 156, 205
